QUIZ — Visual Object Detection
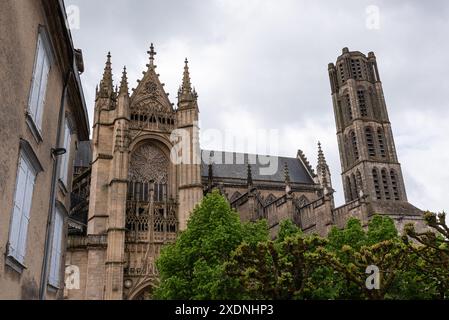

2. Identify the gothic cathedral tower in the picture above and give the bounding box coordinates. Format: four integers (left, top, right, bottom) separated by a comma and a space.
328, 48, 421, 219
83, 45, 203, 300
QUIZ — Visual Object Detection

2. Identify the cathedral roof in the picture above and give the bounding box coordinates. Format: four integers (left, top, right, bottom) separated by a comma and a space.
201, 150, 315, 185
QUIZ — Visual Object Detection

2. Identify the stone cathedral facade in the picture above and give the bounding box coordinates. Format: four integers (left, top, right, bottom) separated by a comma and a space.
66, 46, 425, 300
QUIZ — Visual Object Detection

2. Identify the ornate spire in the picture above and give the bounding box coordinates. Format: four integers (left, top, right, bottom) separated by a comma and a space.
316, 142, 333, 194
100, 52, 113, 97
147, 43, 157, 68
182, 58, 192, 93
317, 142, 328, 172
178, 58, 197, 104
284, 162, 292, 194
247, 163, 253, 188
119, 66, 129, 96
208, 152, 214, 190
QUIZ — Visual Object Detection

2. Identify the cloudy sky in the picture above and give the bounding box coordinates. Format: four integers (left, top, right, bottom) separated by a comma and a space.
65, 0, 449, 213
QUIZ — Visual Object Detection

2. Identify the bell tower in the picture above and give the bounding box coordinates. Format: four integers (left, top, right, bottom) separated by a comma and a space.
328, 48, 407, 205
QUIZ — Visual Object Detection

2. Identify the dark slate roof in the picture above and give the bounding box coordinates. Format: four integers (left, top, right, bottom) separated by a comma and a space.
74, 140, 92, 168
201, 150, 315, 184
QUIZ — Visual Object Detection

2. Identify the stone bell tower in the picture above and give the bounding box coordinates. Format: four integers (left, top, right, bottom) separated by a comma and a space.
328, 48, 422, 220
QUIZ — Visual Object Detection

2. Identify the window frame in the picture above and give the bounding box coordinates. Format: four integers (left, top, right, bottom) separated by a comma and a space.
48, 205, 65, 288
26, 26, 54, 142
59, 117, 73, 188
6, 141, 43, 272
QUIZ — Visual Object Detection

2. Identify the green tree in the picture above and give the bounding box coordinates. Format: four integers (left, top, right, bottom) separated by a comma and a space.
154, 190, 268, 299
225, 232, 326, 299
404, 211, 449, 299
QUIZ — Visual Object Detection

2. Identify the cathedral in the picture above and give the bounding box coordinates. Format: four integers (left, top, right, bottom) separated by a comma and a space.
66, 46, 425, 300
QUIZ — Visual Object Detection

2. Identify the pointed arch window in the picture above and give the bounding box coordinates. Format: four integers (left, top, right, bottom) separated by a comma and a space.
351, 173, 358, 199
365, 127, 376, 157
337, 100, 345, 127
350, 131, 359, 161
369, 89, 381, 119
381, 169, 391, 200
372, 168, 382, 200
356, 170, 363, 197
346, 176, 353, 202
351, 59, 363, 80
339, 63, 346, 84
346, 94, 353, 121
390, 170, 400, 201
377, 128, 387, 158
344, 134, 351, 168
357, 90, 368, 117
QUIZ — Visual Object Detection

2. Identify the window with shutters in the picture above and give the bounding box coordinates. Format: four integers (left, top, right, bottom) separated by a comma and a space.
365, 127, 376, 157
350, 131, 359, 161
49, 207, 64, 287
27, 30, 53, 135
59, 119, 72, 187
339, 63, 346, 84
381, 169, 391, 200
345, 94, 353, 121
377, 128, 387, 158
356, 170, 363, 196
390, 170, 400, 201
351, 59, 363, 80
372, 168, 382, 200
346, 176, 353, 202
7, 154, 36, 265
351, 173, 358, 199
357, 90, 368, 117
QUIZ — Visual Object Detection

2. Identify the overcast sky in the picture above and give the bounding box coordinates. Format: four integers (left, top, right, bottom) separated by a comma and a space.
65, 0, 449, 213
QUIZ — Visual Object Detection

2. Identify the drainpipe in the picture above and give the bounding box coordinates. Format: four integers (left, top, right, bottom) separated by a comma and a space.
39, 70, 72, 300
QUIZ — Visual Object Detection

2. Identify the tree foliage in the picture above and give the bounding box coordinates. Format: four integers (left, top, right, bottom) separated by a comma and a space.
155, 192, 448, 300
154, 190, 269, 299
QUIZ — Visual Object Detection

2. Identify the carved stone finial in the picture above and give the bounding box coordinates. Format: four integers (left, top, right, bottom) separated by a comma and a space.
147, 43, 157, 67
247, 163, 253, 188
119, 66, 129, 96
99, 51, 113, 98
178, 58, 197, 105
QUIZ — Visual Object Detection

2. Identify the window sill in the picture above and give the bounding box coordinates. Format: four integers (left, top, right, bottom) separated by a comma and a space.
5, 255, 27, 275
47, 283, 60, 293
25, 113, 43, 144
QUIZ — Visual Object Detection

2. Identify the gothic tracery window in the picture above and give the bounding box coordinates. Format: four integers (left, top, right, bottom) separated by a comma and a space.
129, 144, 168, 184
127, 143, 169, 202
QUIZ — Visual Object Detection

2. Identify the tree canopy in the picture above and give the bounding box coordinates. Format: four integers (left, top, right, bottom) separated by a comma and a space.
155, 192, 448, 300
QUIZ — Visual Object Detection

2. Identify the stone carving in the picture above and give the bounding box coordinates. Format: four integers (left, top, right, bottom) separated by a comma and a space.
145, 81, 158, 98
129, 144, 168, 184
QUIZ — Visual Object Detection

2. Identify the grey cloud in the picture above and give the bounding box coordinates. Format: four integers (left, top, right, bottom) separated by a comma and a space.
66, 0, 448, 214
